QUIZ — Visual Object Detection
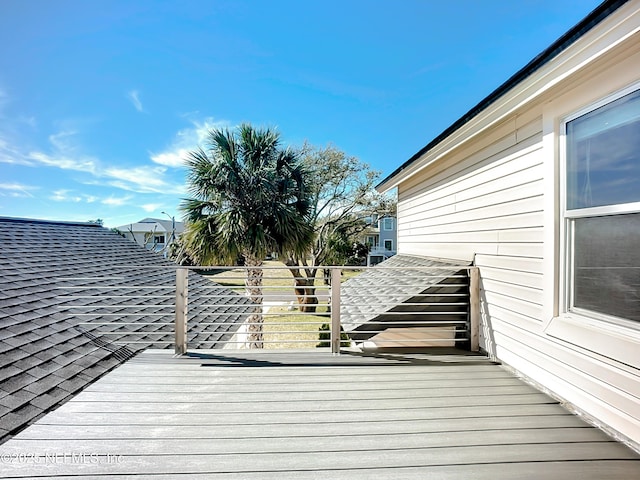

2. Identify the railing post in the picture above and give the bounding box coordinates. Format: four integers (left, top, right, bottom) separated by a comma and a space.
469, 266, 480, 352
330, 267, 341, 355
175, 268, 188, 355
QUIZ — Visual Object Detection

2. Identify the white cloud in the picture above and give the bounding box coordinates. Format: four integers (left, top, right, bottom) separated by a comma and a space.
15, 129, 180, 195
1, 115, 192, 201
150, 149, 188, 168
51, 189, 78, 202
141, 203, 162, 213
150, 117, 230, 168
26, 131, 99, 174
0, 182, 38, 198
49, 130, 78, 152
104, 165, 167, 187
29, 150, 98, 173
127, 90, 144, 112
0, 137, 33, 166
102, 195, 133, 207
49, 189, 99, 203
192, 117, 228, 144
0, 89, 39, 165
102, 165, 186, 194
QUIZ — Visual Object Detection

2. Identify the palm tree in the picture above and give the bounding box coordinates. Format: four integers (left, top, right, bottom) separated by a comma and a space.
181, 124, 313, 348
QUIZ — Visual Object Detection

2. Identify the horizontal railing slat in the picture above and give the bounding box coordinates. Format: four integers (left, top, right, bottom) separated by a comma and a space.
57, 264, 477, 352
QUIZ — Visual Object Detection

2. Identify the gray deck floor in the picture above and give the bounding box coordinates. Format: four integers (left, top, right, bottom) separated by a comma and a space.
1, 349, 639, 479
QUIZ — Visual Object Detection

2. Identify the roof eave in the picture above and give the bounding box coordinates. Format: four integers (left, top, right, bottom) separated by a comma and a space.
0, 216, 103, 227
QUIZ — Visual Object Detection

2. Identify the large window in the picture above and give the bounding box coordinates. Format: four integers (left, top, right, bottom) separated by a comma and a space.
564, 87, 640, 323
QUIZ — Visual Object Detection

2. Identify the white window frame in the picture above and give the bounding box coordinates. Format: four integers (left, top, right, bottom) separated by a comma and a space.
382, 217, 394, 231
559, 82, 640, 329
384, 239, 393, 251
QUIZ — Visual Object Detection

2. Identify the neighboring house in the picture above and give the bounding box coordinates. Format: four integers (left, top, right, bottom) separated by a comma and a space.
362, 214, 397, 266
0, 217, 251, 444
377, 0, 640, 447
116, 217, 185, 254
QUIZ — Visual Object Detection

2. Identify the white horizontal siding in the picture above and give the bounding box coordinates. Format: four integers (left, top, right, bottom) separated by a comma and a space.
399, 110, 640, 443
393, 11, 640, 446
399, 118, 547, 328
480, 264, 544, 290
402, 194, 543, 230
491, 318, 640, 398
482, 278, 543, 306
481, 289, 544, 321
401, 141, 543, 216
491, 321, 640, 443
401, 242, 497, 260
475, 254, 543, 274
400, 211, 544, 238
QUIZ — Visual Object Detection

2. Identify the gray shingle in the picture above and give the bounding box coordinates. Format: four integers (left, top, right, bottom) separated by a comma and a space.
0, 365, 23, 383
0, 217, 253, 444
0, 404, 42, 432
341, 255, 471, 340
0, 371, 38, 396
29, 388, 72, 411
0, 389, 37, 410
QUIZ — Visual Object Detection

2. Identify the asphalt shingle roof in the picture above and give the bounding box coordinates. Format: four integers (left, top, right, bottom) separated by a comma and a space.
0, 217, 252, 444
341, 255, 471, 341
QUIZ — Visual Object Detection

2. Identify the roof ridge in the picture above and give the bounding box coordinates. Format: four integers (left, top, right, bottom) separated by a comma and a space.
0, 216, 102, 227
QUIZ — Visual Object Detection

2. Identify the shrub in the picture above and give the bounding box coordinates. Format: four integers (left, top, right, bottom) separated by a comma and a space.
317, 323, 350, 348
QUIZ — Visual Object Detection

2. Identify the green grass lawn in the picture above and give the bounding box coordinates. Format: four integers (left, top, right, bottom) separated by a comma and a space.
262, 303, 331, 349
208, 260, 297, 290
207, 262, 363, 349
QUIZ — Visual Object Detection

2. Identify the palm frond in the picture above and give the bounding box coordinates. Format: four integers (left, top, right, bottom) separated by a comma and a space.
182, 123, 314, 264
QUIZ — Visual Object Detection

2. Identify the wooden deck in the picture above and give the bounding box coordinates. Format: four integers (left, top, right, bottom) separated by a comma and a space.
1, 349, 639, 479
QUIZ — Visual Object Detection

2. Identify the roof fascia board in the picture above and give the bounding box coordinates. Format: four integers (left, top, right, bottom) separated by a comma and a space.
377, 0, 632, 193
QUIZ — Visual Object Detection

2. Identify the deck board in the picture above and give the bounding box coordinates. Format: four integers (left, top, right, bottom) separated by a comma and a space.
1, 349, 639, 479
1, 428, 620, 455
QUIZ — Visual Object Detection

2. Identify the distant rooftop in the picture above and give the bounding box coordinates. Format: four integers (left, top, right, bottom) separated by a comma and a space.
116, 217, 185, 234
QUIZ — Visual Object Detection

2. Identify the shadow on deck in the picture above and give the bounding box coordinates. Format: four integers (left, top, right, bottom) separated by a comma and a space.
183, 347, 494, 367
1, 349, 639, 479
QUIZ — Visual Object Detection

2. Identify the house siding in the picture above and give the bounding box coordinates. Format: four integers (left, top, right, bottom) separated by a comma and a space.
398, 111, 547, 325
392, 2, 640, 447
399, 112, 544, 263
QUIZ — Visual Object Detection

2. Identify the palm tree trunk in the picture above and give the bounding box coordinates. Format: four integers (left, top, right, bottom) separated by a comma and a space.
244, 254, 264, 348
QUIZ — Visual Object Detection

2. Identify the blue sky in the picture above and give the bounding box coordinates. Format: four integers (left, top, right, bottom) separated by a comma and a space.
0, 0, 602, 228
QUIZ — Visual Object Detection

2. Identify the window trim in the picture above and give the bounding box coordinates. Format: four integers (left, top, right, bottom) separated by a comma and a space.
559, 82, 640, 328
